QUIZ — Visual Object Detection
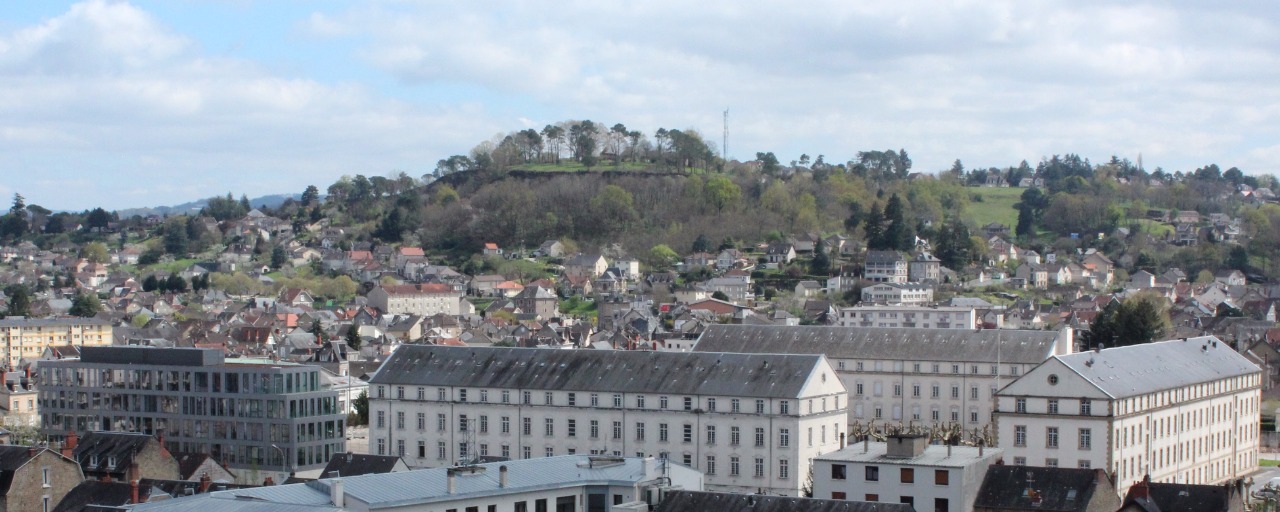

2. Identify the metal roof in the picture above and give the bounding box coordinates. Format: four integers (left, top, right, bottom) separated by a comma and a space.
813, 441, 1001, 468
1054, 336, 1261, 399
369, 345, 826, 399
658, 490, 913, 512
693, 325, 1063, 364
131, 456, 686, 511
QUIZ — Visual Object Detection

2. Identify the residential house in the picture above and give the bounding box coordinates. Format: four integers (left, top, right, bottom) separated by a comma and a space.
564, 254, 608, 280
861, 283, 933, 305
482, 242, 502, 257
972, 466, 1120, 512
68, 431, 180, 482
367, 284, 464, 317
533, 240, 565, 258
766, 242, 797, 265
1215, 270, 1247, 287
864, 251, 908, 283
512, 286, 558, 320
1118, 475, 1246, 512
909, 253, 942, 283
0, 446, 84, 512
319, 453, 410, 478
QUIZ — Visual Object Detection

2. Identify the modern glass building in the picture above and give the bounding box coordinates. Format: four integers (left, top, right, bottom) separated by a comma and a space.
38, 346, 345, 476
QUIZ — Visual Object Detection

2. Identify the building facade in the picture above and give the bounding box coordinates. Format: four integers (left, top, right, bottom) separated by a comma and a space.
861, 283, 934, 305
0, 446, 83, 512
994, 336, 1261, 497
366, 284, 463, 317
0, 317, 111, 368
837, 306, 976, 330
368, 346, 848, 496
812, 435, 1001, 512
38, 346, 345, 480
693, 325, 1073, 432
865, 251, 908, 283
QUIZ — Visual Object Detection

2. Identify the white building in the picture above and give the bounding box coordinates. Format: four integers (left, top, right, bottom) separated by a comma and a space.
861, 283, 934, 305
694, 325, 1073, 432
838, 305, 976, 329
130, 455, 702, 512
994, 336, 1262, 498
865, 251, 909, 283
366, 283, 463, 317
812, 434, 1001, 512
368, 346, 848, 496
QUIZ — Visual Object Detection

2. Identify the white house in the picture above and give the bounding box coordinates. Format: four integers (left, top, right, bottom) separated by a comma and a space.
861, 283, 934, 305
994, 336, 1261, 498
865, 251, 908, 283
366, 283, 464, 317
368, 346, 848, 496
812, 434, 1001, 512
838, 305, 976, 330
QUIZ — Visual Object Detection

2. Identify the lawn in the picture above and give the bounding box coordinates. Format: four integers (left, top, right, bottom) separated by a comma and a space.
964, 187, 1024, 229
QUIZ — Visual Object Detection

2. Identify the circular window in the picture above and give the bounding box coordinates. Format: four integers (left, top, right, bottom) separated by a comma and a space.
1048, 374, 1059, 385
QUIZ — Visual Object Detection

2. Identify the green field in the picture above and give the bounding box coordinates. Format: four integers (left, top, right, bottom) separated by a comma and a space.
963, 187, 1024, 229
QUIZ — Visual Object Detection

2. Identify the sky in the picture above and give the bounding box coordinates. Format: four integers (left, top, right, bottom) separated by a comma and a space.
1, 1, 1279, 212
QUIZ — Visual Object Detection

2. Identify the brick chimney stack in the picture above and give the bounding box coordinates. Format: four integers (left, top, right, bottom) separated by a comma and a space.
130, 479, 140, 504
62, 430, 78, 458
198, 473, 212, 493
1130, 474, 1151, 500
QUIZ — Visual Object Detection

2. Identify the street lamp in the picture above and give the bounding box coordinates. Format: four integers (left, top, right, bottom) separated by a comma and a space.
271, 444, 290, 478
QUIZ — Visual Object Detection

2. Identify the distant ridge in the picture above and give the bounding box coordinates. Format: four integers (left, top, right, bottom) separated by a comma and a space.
115, 193, 304, 218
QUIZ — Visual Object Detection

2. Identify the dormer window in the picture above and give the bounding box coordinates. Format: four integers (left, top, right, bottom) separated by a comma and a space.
89, 455, 99, 467
107, 456, 117, 469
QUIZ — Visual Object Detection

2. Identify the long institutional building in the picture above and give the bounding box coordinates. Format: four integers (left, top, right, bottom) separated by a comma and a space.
38, 346, 346, 479
692, 325, 1072, 430
367, 345, 848, 496
994, 336, 1261, 498
0, 316, 111, 367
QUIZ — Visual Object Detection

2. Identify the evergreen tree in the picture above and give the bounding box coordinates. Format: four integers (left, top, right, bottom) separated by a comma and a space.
864, 203, 885, 250
883, 194, 912, 251
691, 234, 712, 253
69, 293, 102, 317
271, 245, 288, 269
3, 284, 30, 317
166, 275, 187, 292
345, 324, 362, 350
810, 240, 831, 276
142, 275, 159, 292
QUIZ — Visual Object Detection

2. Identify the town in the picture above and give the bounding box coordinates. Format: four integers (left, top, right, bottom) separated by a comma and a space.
0, 144, 1278, 512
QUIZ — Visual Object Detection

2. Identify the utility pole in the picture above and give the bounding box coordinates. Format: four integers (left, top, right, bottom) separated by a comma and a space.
722, 109, 729, 163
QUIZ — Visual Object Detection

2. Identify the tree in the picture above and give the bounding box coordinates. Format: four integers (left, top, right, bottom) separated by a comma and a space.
882, 194, 912, 251
345, 324, 363, 350
703, 176, 741, 213
166, 274, 187, 292
85, 207, 113, 230
69, 293, 102, 317
163, 219, 189, 255
1087, 293, 1171, 347
79, 242, 110, 264
271, 245, 288, 269
810, 240, 831, 276
711, 291, 729, 301
864, 203, 885, 250
648, 244, 679, 271
300, 185, 320, 207
351, 390, 369, 426
1228, 245, 1249, 272
755, 152, 781, 175
691, 234, 712, 253
142, 275, 159, 292
3, 284, 30, 317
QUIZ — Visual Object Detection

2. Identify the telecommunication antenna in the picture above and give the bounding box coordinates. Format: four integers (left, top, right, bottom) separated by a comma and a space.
722, 109, 729, 162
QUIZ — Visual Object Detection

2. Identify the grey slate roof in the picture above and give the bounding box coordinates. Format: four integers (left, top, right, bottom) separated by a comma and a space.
370, 345, 827, 399
1123, 481, 1240, 512
693, 325, 1062, 364
974, 465, 1113, 512
319, 453, 403, 478
658, 490, 915, 512
1053, 336, 1260, 399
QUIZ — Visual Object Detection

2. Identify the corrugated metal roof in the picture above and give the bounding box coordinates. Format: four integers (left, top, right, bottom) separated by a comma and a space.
369, 345, 824, 399
693, 325, 1063, 364
813, 441, 1001, 468
1055, 336, 1260, 399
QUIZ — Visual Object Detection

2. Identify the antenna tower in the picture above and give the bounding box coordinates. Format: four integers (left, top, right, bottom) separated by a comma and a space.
722, 109, 729, 163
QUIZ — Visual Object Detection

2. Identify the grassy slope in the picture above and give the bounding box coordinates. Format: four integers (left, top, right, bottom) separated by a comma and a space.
963, 187, 1023, 229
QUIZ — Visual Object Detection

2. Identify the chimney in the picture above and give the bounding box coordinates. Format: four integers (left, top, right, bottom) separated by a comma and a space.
128, 460, 141, 483
840, 432, 847, 449
27, 446, 36, 458
262, 476, 274, 486
979, 439, 985, 457
100, 475, 112, 483
157, 431, 170, 458
500, 465, 509, 488
62, 430, 78, 458
946, 443, 952, 458
447, 470, 457, 494
131, 479, 140, 505
863, 436, 869, 453
330, 479, 345, 507
198, 473, 212, 493
1130, 474, 1151, 500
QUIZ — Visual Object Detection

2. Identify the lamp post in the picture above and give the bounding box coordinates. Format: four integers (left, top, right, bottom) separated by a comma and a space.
271, 444, 289, 479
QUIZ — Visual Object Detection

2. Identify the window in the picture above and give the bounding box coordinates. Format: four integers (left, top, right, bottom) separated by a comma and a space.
779, 459, 790, 479
568, 392, 577, 406
894, 384, 902, 397
934, 498, 949, 512
437, 441, 446, 459
1046, 427, 1059, 448
544, 392, 553, 405
501, 416, 511, 434
437, 387, 447, 400
545, 447, 554, 457
417, 413, 426, 430
683, 424, 693, 443
867, 494, 880, 502
396, 386, 405, 399
900, 467, 914, 483
636, 395, 646, 408
682, 454, 692, 466
778, 400, 788, 414
376, 439, 385, 455
459, 414, 468, 432
418, 441, 426, 458
397, 439, 405, 457
502, 390, 511, 403
778, 428, 790, 447
931, 385, 940, 398
636, 422, 646, 441
754, 427, 765, 447
951, 364, 960, 374
1045, 458, 1058, 467
376, 410, 385, 428
706, 455, 716, 475
613, 421, 622, 439
659, 423, 669, 442
912, 384, 921, 398
1078, 460, 1091, 469
1014, 457, 1026, 466
438, 413, 447, 431
731, 398, 740, 412
522, 417, 532, 435
480, 389, 488, 402
971, 387, 979, 400
1014, 426, 1027, 447
706, 425, 716, 444
1048, 399, 1059, 414
730, 426, 740, 446
950, 386, 959, 399
1081, 399, 1092, 415
684, 397, 693, 411
856, 383, 865, 396
756, 399, 766, 414
833, 492, 848, 500
589, 393, 599, 407
832, 464, 847, 480
754, 458, 765, 478
588, 420, 597, 438
522, 391, 531, 404
865, 466, 880, 481
1015, 398, 1026, 413
1079, 428, 1092, 450
479, 415, 489, 433
42, 467, 50, 487
459, 389, 468, 402
731, 456, 740, 476
934, 470, 949, 486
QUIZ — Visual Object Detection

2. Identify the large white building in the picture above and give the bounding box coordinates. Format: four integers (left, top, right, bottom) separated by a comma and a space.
366, 283, 463, 317
861, 283, 934, 305
812, 435, 1002, 512
367, 346, 848, 496
130, 455, 703, 512
837, 305, 976, 329
994, 336, 1262, 498
694, 325, 1073, 432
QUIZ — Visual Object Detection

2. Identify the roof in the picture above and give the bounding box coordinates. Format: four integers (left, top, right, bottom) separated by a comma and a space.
658, 491, 914, 512
1123, 481, 1238, 512
73, 432, 158, 472
319, 453, 404, 478
370, 345, 827, 399
865, 250, 906, 264
131, 456, 685, 512
0, 445, 41, 493
974, 465, 1113, 512
693, 325, 1063, 364
0, 316, 110, 327
376, 283, 456, 295
815, 441, 1000, 468
1052, 336, 1260, 399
